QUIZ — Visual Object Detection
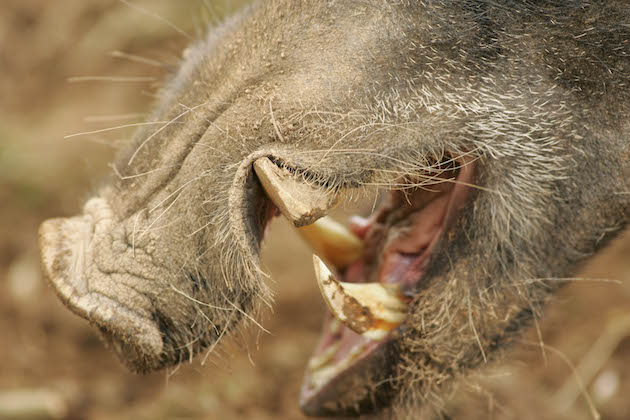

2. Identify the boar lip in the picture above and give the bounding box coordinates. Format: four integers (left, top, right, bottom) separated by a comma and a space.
299, 331, 396, 417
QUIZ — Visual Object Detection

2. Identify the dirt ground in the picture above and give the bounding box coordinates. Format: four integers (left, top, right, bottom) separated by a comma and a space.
1, 1, 629, 419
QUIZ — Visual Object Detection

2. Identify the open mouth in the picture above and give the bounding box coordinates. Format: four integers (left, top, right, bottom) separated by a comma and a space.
252, 155, 475, 416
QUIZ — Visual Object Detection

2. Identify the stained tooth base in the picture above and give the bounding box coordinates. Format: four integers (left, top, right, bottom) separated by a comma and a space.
312, 255, 408, 340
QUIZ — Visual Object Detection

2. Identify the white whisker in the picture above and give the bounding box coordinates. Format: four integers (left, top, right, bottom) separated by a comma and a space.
65, 121, 172, 139
120, 0, 193, 40
128, 102, 208, 165
83, 113, 146, 123
67, 76, 157, 83
109, 50, 169, 68
226, 298, 271, 335
168, 283, 232, 311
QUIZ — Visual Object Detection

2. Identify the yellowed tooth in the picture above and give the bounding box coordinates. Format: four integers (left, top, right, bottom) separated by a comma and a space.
307, 341, 340, 371
297, 217, 364, 269
312, 255, 408, 341
253, 158, 338, 227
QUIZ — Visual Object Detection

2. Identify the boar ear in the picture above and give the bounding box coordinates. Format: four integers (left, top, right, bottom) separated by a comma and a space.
38, 211, 164, 372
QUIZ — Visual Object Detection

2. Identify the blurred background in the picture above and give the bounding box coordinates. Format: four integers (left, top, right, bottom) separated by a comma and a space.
0, 1, 629, 419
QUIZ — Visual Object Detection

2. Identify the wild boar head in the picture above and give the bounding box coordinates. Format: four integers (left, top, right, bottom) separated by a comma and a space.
39, 0, 630, 417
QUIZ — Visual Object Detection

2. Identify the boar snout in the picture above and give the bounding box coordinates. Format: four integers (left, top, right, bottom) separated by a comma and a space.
39, 198, 166, 370
38, 178, 261, 373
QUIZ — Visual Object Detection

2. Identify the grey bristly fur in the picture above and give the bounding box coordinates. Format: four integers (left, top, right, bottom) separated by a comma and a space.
38, 0, 630, 418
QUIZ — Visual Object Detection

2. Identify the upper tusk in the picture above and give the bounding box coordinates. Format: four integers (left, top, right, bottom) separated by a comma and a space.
312, 255, 408, 341
297, 217, 364, 269
254, 158, 338, 227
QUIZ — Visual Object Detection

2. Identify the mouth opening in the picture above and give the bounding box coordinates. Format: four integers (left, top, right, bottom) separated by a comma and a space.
254, 154, 475, 416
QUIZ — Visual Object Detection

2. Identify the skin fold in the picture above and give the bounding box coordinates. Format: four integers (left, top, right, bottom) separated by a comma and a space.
39, 1, 630, 418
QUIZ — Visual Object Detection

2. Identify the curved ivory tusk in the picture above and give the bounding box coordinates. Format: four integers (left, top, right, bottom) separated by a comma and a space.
253, 158, 338, 227
297, 217, 364, 269
312, 255, 408, 340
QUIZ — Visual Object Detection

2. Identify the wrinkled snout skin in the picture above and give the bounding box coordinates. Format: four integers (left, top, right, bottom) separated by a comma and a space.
40, 0, 630, 416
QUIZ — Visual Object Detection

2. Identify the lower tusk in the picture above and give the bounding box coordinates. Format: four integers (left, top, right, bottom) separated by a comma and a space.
312, 255, 408, 341
297, 217, 364, 269
254, 158, 338, 227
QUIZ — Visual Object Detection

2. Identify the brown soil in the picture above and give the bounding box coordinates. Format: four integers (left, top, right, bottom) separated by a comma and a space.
1, 1, 628, 419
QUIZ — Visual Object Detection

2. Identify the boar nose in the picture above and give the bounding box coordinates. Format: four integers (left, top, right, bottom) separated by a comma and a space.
38, 198, 165, 372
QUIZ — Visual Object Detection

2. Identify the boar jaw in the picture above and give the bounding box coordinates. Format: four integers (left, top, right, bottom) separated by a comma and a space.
298, 159, 475, 416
